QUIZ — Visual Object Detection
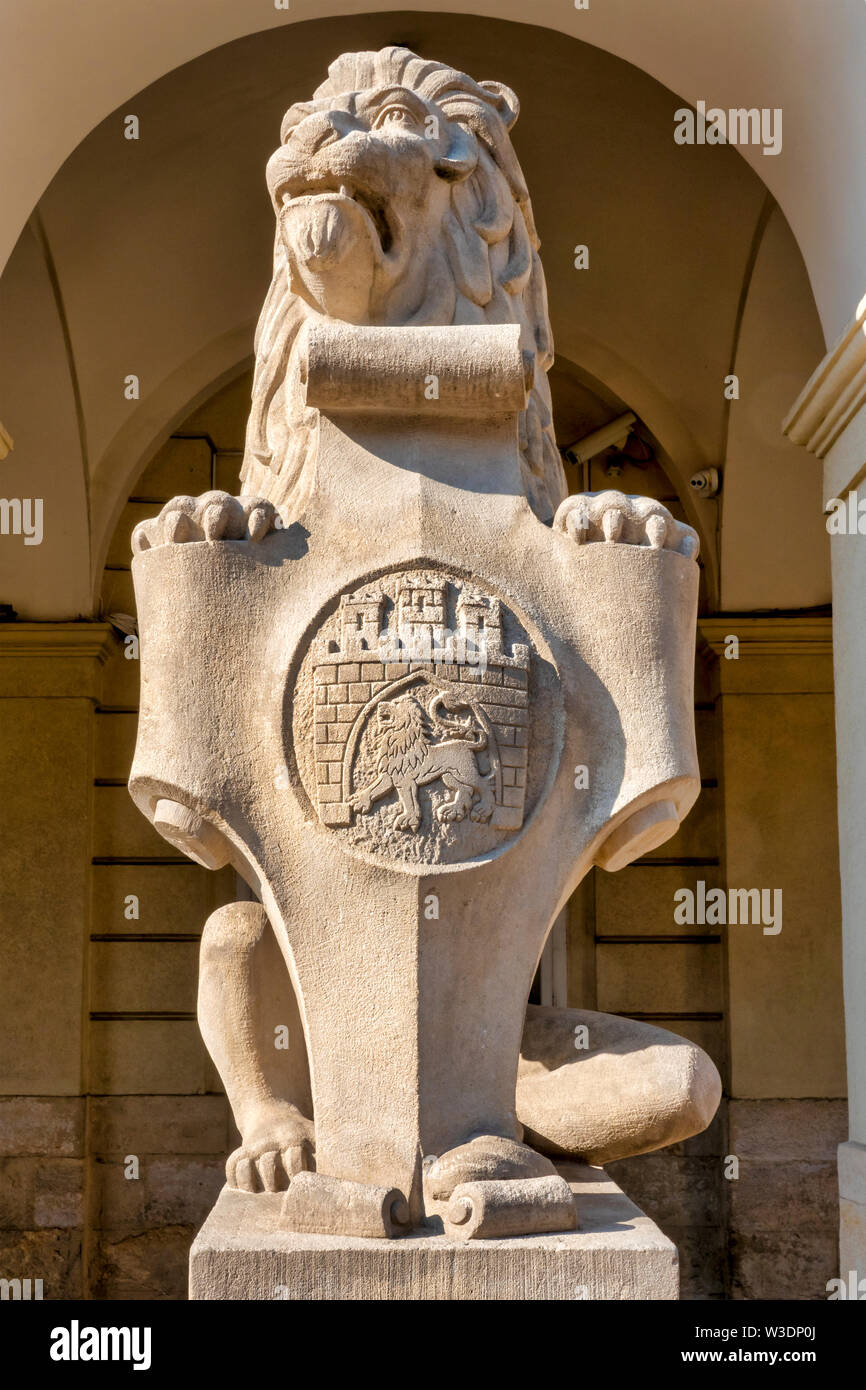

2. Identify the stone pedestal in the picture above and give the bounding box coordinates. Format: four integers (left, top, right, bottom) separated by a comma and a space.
189, 1163, 678, 1300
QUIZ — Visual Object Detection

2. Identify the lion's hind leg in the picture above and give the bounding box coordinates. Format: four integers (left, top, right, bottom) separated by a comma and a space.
470, 772, 496, 824
435, 772, 474, 824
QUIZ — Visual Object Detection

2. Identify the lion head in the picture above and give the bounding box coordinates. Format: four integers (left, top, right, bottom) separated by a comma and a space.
372, 695, 432, 779
240, 46, 565, 522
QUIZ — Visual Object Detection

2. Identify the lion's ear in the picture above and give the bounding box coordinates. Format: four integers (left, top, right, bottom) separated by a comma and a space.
478, 80, 519, 129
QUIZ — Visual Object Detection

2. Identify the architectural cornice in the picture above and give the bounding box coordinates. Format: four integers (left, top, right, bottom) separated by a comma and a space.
699, 614, 834, 695
783, 294, 866, 459
699, 614, 833, 658
0, 622, 118, 698
0, 622, 116, 661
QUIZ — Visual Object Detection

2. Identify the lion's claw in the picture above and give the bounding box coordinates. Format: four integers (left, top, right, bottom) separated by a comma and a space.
554, 491, 699, 560
226, 1110, 314, 1194
132, 492, 279, 554
424, 1134, 557, 1202
201, 494, 247, 541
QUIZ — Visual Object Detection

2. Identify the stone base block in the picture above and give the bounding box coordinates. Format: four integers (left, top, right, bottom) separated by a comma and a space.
189, 1162, 678, 1300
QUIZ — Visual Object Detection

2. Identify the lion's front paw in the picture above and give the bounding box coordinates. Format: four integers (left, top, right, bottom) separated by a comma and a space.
554, 491, 699, 559
348, 789, 372, 814
436, 801, 466, 825
131, 491, 280, 553
423, 1134, 557, 1202
226, 1109, 314, 1194
394, 810, 420, 831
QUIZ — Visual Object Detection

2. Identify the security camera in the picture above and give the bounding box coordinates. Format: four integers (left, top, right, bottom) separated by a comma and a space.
689, 467, 720, 498
564, 412, 636, 466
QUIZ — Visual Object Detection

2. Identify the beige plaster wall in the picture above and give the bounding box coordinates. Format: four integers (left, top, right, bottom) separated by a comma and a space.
0, 223, 91, 617
0, 626, 115, 1296
721, 206, 829, 611
703, 621, 845, 1101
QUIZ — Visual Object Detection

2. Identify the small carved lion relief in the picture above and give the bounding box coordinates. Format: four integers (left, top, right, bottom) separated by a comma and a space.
349, 691, 496, 832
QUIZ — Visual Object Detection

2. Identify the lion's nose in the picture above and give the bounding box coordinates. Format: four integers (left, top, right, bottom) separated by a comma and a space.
289, 111, 348, 156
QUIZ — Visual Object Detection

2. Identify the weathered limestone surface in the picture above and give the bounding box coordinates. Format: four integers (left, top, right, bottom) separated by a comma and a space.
127, 46, 720, 1286
190, 1164, 678, 1301
518, 1006, 721, 1165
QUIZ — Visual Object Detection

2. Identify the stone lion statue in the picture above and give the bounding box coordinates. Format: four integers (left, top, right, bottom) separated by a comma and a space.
240, 44, 565, 524
132, 48, 720, 1222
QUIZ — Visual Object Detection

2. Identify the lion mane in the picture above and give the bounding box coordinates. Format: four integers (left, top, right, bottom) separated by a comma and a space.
374, 696, 432, 780
240, 45, 565, 523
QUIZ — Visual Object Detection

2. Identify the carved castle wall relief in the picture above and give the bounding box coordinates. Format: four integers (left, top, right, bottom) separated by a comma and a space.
292, 568, 555, 866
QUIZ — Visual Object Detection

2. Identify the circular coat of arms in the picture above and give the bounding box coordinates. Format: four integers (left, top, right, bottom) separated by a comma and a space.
290, 568, 558, 867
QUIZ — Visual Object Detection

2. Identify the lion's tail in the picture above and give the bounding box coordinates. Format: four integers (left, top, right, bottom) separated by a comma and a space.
429, 694, 487, 750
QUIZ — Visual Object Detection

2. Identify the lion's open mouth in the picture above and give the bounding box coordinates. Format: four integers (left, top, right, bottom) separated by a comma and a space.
280, 180, 394, 255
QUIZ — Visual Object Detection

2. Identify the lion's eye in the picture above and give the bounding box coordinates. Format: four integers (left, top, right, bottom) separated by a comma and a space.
373, 104, 418, 130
